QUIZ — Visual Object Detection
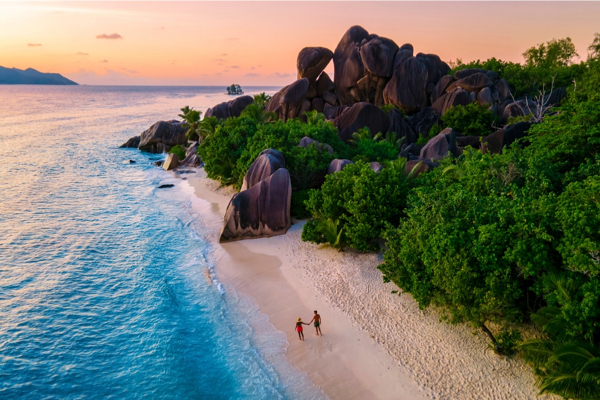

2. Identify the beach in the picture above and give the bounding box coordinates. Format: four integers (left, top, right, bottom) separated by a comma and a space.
186, 168, 553, 400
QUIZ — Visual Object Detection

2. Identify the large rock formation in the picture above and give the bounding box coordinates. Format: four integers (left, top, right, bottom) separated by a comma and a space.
120, 136, 140, 148
241, 149, 286, 191
333, 102, 389, 142
409, 107, 441, 139
137, 120, 188, 153
297, 47, 333, 83
266, 78, 310, 121
432, 87, 471, 115
298, 137, 334, 154
383, 57, 429, 114
219, 168, 292, 242
333, 25, 371, 105
420, 128, 458, 161
205, 95, 254, 120
482, 122, 532, 154
388, 108, 416, 145
163, 153, 179, 171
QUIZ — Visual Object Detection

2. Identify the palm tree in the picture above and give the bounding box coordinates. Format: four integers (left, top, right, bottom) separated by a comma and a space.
349, 127, 372, 145
253, 92, 272, 108
178, 106, 202, 140
304, 110, 325, 125
198, 116, 221, 140
241, 103, 277, 124
316, 218, 345, 251
374, 130, 404, 149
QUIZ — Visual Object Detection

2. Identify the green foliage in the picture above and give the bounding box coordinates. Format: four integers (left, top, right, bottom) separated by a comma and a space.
169, 145, 186, 160
374, 131, 404, 149
178, 106, 202, 140
352, 140, 399, 163
305, 110, 326, 125
301, 218, 346, 250
303, 161, 412, 252
523, 37, 579, 68
440, 103, 499, 136
241, 102, 277, 124
290, 189, 312, 219
198, 116, 221, 140
198, 116, 258, 185
253, 92, 272, 108
379, 103, 403, 116
492, 329, 522, 356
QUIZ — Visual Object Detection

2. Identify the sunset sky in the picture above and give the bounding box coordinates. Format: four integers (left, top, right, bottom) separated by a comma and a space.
1, 1, 599, 86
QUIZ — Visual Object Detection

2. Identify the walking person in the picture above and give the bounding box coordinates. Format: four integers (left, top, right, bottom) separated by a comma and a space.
295, 317, 308, 341
309, 310, 322, 336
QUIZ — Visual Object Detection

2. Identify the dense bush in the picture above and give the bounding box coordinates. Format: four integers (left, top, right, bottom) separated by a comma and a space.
302, 161, 412, 252
438, 103, 499, 136
169, 145, 186, 160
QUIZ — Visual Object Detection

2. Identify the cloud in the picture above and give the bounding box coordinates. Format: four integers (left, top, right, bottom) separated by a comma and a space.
250, 67, 256, 70
214, 58, 227, 62
76, 52, 89, 56
27, 43, 42, 47
273, 72, 294, 78
99, 60, 108, 63
96, 33, 123, 40
225, 37, 239, 41
258, 64, 262, 67
220, 53, 227, 56
159, 26, 165, 30
230, 65, 239, 69
244, 73, 260, 78
224, 69, 230, 72
121, 67, 138, 74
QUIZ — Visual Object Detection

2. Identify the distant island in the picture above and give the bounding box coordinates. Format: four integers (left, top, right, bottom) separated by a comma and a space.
226, 84, 243, 95
0, 66, 77, 85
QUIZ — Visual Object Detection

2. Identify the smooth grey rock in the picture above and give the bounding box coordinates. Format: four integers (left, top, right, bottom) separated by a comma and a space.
383, 57, 429, 114
482, 122, 531, 154
494, 79, 512, 101
408, 107, 441, 138
323, 91, 338, 106
477, 87, 494, 106
158, 184, 174, 188
333, 25, 371, 105
298, 137, 334, 154
432, 87, 470, 115
312, 97, 325, 113
327, 159, 354, 174
297, 47, 334, 83
446, 72, 493, 94
205, 95, 254, 120
370, 162, 383, 172
359, 36, 399, 77
120, 136, 140, 148
420, 128, 458, 160
266, 78, 310, 121
241, 149, 286, 191
163, 153, 179, 170
333, 102, 389, 142
316, 72, 335, 96
388, 108, 416, 145
220, 168, 292, 242
138, 121, 187, 153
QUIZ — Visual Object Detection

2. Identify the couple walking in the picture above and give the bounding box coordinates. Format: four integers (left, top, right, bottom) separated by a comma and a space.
295, 310, 322, 341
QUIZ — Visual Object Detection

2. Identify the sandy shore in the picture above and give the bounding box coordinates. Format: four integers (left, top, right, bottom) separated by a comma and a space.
184, 168, 550, 400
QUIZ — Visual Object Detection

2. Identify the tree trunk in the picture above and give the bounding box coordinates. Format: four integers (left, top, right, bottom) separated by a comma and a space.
480, 323, 497, 344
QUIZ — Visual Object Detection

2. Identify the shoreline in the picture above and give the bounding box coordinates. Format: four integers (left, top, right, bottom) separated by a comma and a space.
184, 168, 549, 400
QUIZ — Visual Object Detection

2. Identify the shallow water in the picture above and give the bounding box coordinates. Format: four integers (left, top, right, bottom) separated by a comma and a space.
0, 86, 325, 399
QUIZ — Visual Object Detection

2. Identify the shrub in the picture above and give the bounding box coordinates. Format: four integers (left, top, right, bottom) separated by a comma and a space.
290, 189, 312, 219
440, 103, 499, 136
303, 161, 412, 252
169, 145, 186, 160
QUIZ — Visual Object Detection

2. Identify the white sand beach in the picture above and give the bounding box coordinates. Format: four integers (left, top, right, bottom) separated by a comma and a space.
185, 168, 551, 400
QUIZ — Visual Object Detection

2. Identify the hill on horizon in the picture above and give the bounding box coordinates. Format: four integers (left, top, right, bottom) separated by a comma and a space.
0, 66, 77, 85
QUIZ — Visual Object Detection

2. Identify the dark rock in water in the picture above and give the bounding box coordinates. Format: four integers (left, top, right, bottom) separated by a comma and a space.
370, 162, 383, 172
430, 75, 454, 104
477, 87, 494, 106
316, 72, 335, 96
266, 78, 310, 121
334, 102, 389, 142
446, 72, 493, 94
420, 128, 458, 161
176, 170, 197, 174
297, 47, 333, 84
163, 153, 179, 171
120, 136, 140, 148
432, 87, 470, 115
241, 149, 286, 191
220, 168, 292, 242
333, 25, 371, 105
360, 36, 399, 78
154, 160, 164, 167
383, 57, 429, 114
122, 159, 136, 164
298, 137, 334, 154
158, 184, 175, 188
388, 109, 416, 145
493, 79, 512, 101
408, 107, 441, 138
205, 95, 254, 120
482, 122, 531, 154
138, 121, 187, 153
327, 159, 354, 174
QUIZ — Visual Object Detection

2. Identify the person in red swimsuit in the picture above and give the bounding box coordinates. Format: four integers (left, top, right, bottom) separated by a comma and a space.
295, 317, 308, 341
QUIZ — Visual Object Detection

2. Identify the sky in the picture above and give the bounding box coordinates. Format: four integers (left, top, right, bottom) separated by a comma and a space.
1, 1, 599, 86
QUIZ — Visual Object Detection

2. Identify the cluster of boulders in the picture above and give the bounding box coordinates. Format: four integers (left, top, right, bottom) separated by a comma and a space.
220, 149, 291, 242
205, 95, 254, 119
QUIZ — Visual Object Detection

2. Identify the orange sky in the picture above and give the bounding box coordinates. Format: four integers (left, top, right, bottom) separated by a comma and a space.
1, 1, 599, 86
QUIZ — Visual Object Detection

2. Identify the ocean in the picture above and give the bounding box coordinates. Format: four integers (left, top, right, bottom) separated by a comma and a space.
0, 86, 326, 399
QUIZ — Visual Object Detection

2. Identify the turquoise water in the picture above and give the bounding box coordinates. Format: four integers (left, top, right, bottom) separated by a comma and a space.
0, 86, 325, 399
